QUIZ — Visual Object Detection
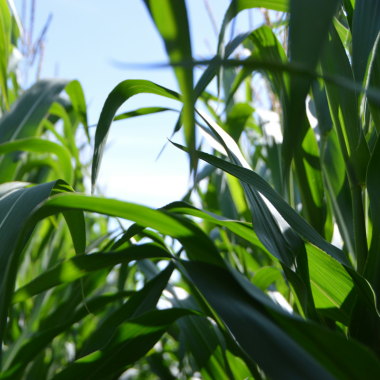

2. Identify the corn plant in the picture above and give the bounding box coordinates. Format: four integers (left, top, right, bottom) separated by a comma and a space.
2, 0, 380, 379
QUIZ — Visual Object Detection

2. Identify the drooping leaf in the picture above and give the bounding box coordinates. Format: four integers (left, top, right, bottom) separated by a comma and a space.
0, 137, 73, 184
164, 200, 355, 325
91, 80, 181, 193
194, 110, 320, 321
182, 260, 380, 380
171, 142, 379, 319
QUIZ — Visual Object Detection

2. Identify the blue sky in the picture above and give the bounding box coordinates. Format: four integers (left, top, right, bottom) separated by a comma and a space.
14, 0, 261, 208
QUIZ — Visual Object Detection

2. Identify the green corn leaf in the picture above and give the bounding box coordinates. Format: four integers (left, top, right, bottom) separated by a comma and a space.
287, 0, 339, 132
0, 180, 75, 356
170, 142, 379, 319
217, 0, 289, 96
352, 0, 380, 85
65, 80, 89, 141
310, 78, 333, 138
366, 30, 380, 134
15, 157, 61, 181
322, 129, 355, 256
0, 292, 132, 379
219, 0, 289, 50
194, 110, 320, 321
306, 243, 355, 325
0, 191, 224, 347
79, 262, 174, 357
292, 123, 325, 237
284, 0, 339, 174
194, 31, 253, 101
112, 224, 166, 250
143, 0, 196, 174
321, 24, 370, 274
62, 210, 86, 255
164, 201, 355, 325
227, 25, 289, 107
0, 181, 64, 285
163, 201, 266, 252
0, 0, 11, 110
33, 193, 224, 267
38, 271, 117, 332
349, 136, 380, 349
0, 137, 73, 184
12, 243, 172, 304
343, 0, 355, 30
0, 79, 70, 183
320, 25, 370, 187
252, 266, 283, 290
229, 26, 325, 236
48, 102, 80, 165
181, 261, 325, 379
50, 309, 200, 380
139, 259, 256, 380
91, 80, 181, 193
224, 103, 254, 142
182, 260, 380, 380
333, 17, 349, 46
114, 106, 177, 122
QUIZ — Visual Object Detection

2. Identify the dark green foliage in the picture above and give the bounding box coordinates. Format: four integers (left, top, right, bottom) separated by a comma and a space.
2, 0, 380, 379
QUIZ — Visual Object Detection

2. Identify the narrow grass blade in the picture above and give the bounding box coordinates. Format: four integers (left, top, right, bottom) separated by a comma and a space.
12, 243, 172, 303
50, 309, 200, 380
114, 106, 177, 122
79, 263, 174, 357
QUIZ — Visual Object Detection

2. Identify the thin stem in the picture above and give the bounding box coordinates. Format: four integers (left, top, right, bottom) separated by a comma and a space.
203, 0, 218, 37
